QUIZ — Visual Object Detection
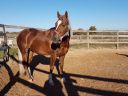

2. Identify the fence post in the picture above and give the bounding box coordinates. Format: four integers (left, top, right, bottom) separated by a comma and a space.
3, 25, 7, 44
87, 31, 90, 48
116, 31, 119, 49
78, 35, 82, 42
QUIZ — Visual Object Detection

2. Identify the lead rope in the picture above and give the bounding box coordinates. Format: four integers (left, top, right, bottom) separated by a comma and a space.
52, 31, 61, 43
51, 31, 61, 53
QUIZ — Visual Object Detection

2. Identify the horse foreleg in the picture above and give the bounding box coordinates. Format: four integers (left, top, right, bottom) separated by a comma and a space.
59, 55, 66, 82
49, 52, 56, 86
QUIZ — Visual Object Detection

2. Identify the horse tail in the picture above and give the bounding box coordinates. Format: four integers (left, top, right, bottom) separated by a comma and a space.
18, 47, 25, 75
69, 29, 71, 39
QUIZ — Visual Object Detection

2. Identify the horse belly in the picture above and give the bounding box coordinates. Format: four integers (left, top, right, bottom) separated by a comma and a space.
30, 39, 51, 55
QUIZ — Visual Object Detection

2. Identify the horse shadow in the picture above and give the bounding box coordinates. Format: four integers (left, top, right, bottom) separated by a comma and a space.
0, 60, 18, 96
0, 56, 65, 96
30, 54, 60, 76
43, 75, 65, 96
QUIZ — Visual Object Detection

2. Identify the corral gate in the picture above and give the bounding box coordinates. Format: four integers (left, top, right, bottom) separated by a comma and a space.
0, 24, 9, 61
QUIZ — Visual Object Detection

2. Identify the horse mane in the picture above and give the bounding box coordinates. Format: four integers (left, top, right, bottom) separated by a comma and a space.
68, 16, 72, 39
29, 28, 39, 32
49, 27, 56, 31
62, 35, 69, 42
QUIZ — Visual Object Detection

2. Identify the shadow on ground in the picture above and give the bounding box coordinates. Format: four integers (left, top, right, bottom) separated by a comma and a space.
0, 54, 128, 96
116, 53, 128, 57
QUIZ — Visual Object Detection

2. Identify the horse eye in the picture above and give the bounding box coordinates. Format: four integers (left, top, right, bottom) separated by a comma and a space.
62, 24, 65, 27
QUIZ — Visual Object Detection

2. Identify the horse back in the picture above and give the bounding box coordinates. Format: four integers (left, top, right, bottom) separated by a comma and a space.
17, 28, 51, 54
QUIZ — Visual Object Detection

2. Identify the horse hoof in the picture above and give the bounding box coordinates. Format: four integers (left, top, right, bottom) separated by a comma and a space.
61, 77, 66, 83
49, 79, 54, 86
30, 76, 34, 81
28, 79, 33, 83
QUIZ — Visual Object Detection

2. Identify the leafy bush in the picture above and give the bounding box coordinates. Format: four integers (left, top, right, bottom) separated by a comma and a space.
9, 48, 18, 57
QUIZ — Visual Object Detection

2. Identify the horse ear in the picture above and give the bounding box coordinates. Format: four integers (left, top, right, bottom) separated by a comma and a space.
57, 11, 60, 18
65, 11, 68, 18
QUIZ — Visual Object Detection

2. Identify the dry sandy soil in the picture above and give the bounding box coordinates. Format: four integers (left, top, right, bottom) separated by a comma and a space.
0, 48, 128, 96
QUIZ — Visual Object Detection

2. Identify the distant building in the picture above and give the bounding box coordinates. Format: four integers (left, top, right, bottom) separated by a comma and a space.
7, 39, 13, 46
0, 36, 15, 47
0, 38, 4, 44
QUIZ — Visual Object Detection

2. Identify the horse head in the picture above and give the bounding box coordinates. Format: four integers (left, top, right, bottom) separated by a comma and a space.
55, 11, 71, 39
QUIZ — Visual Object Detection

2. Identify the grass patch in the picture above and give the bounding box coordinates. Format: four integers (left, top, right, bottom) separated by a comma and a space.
0, 48, 18, 59
9, 48, 18, 57
70, 43, 88, 49
70, 43, 128, 49
0, 51, 4, 59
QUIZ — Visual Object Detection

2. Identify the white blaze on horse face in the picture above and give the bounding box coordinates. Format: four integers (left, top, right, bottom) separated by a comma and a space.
56, 20, 62, 30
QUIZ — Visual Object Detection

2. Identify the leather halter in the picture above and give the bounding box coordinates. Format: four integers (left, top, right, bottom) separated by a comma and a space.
54, 24, 70, 42
51, 26, 70, 50
51, 18, 71, 50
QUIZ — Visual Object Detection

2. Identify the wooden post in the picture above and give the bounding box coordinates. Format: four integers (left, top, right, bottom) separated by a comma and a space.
3, 25, 7, 44
80, 35, 82, 42
87, 31, 90, 48
116, 31, 119, 49
2, 25, 9, 61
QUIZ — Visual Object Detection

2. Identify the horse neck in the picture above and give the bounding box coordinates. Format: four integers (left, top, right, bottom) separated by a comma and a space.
47, 27, 71, 42
47, 27, 56, 39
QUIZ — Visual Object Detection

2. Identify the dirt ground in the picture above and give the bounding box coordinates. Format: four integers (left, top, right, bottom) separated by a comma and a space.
0, 48, 128, 96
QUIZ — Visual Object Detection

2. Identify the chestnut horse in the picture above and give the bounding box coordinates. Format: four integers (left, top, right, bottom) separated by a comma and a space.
17, 11, 71, 85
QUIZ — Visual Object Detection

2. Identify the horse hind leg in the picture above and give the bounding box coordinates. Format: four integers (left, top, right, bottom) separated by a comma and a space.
18, 48, 25, 76
21, 49, 33, 82
27, 50, 34, 81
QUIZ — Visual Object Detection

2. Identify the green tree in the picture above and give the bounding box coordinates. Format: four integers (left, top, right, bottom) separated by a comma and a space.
89, 26, 96, 31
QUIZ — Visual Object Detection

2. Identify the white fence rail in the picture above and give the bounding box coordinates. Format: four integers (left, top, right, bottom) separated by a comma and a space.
1, 24, 128, 48
71, 31, 128, 48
